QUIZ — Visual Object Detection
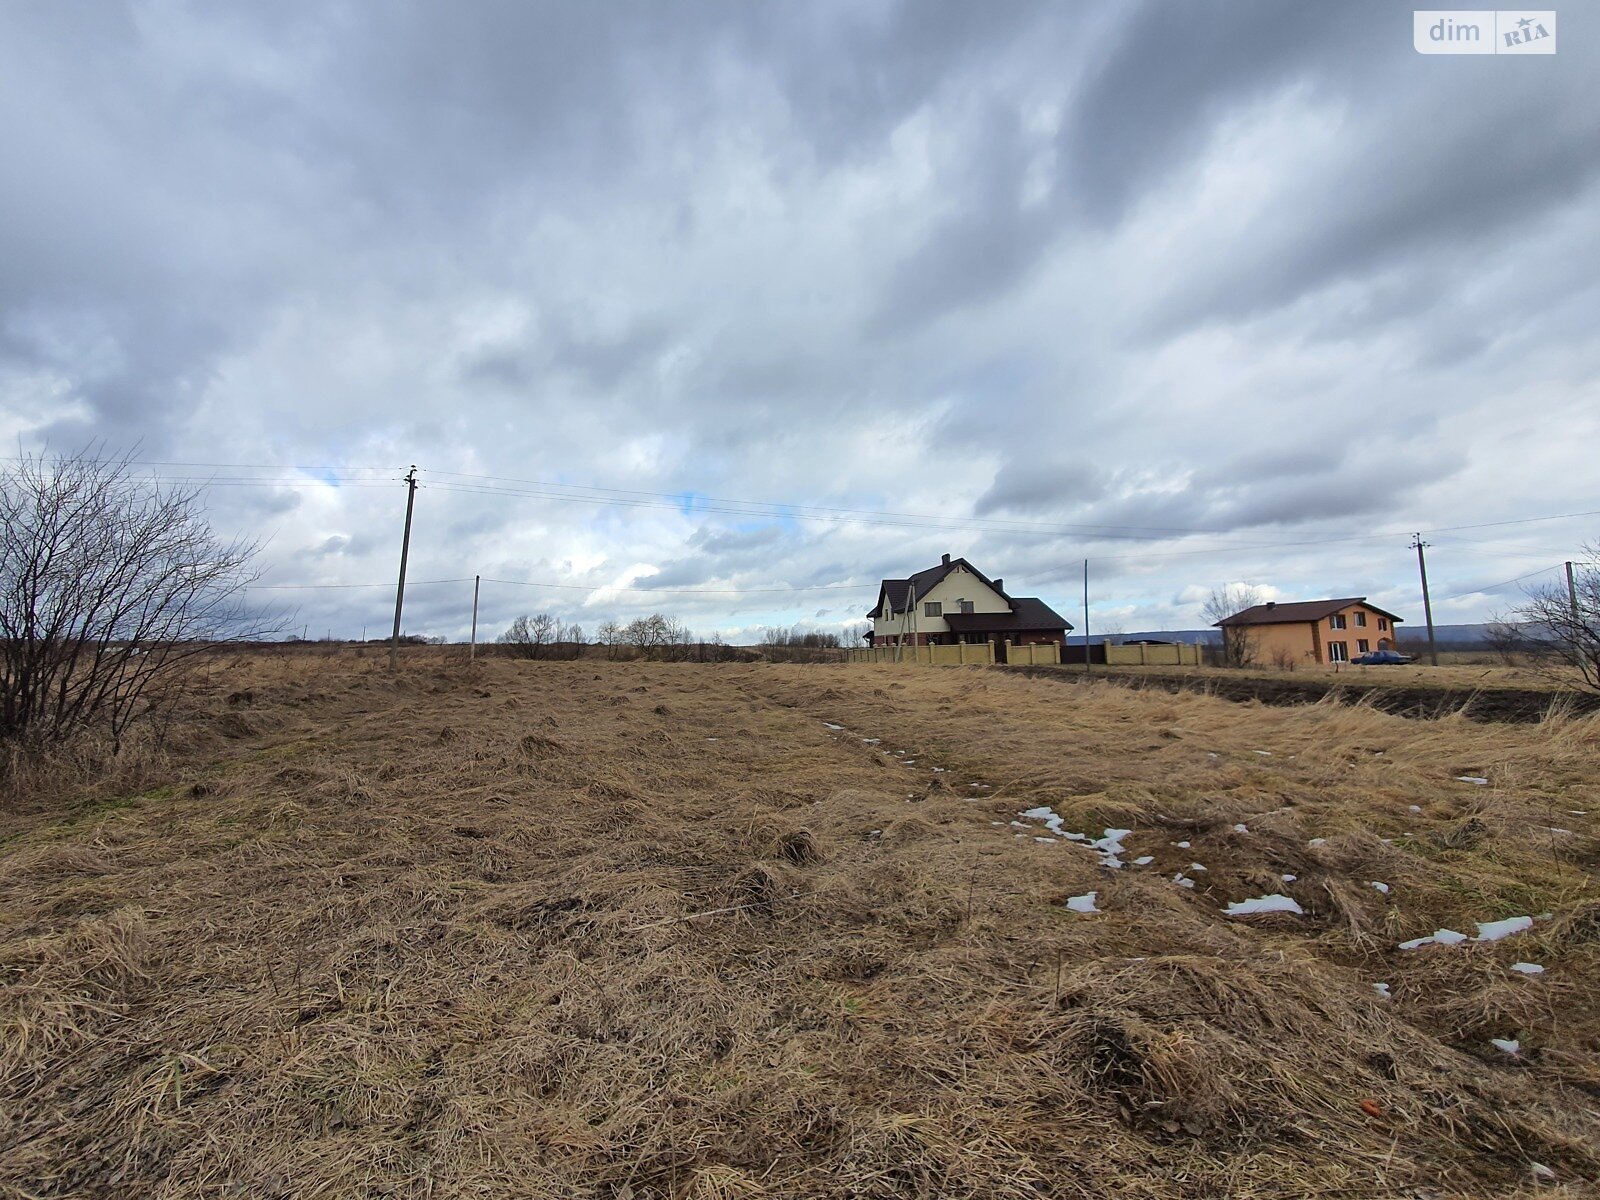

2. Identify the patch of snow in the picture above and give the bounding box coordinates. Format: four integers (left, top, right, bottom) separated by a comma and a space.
1511, 962, 1545, 976
1133, 855, 1154, 866
1399, 928, 1469, 950
1455, 776, 1489, 786
1308, 837, 1327, 846
705, 737, 719, 742
1489, 1037, 1520, 1055
1232, 823, 1249, 834
1546, 826, 1571, 835
1475, 916, 1533, 942
1408, 805, 1423, 813
1569, 809, 1587, 816
862, 738, 880, 744
1009, 820, 1027, 828
822, 722, 843, 731
1020, 806, 1067, 835
1034, 836, 1056, 844
1188, 863, 1207, 873
1282, 873, 1297, 883
1370, 881, 1390, 894
1065, 891, 1101, 914
1174, 840, 1191, 849
1090, 829, 1131, 869
1253, 750, 1272, 756
990, 821, 1004, 826
932, 767, 946, 773
1173, 875, 1196, 889
1373, 982, 1391, 999
1225, 894, 1305, 917
1207, 752, 1219, 758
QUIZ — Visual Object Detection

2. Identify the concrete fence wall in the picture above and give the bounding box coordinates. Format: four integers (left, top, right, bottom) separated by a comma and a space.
1004, 642, 1060, 666
847, 643, 995, 666
1103, 641, 1203, 666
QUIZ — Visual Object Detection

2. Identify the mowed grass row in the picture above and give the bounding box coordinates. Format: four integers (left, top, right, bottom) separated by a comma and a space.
2, 655, 1597, 1198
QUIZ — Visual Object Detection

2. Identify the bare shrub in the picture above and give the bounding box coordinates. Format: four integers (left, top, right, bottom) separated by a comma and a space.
0, 450, 267, 752
1501, 552, 1600, 693
1204, 584, 1265, 667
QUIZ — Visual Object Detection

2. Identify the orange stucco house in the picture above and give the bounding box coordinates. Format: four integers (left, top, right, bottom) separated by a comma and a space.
1215, 597, 1405, 666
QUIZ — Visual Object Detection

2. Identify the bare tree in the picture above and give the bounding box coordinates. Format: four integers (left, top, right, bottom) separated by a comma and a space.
498, 613, 559, 659
1503, 553, 1600, 692
1203, 584, 1265, 668
596, 620, 624, 660
0, 450, 267, 750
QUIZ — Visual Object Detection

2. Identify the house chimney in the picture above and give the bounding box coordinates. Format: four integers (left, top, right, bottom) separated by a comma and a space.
941, 553, 951, 565
993, 578, 1003, 592
1265, 601, 1276, 609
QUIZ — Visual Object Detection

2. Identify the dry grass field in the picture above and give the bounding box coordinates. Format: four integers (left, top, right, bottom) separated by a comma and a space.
3, 653, 1598, 1198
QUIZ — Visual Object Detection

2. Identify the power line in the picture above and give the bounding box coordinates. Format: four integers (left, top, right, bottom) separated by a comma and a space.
1433, 564, 1564, 604
480, 576, 874, 595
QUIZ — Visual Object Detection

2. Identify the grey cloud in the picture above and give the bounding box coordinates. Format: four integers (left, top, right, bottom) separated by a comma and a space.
1, 1, 1593, 639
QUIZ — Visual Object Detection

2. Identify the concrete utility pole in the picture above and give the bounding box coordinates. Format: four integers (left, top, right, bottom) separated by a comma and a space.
1082, 558, 1090, 676
1411, 534, 1438, 667
470, 574, 481, 662
388, 466, 419, 672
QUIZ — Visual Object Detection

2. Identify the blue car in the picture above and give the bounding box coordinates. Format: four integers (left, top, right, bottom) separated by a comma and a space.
1352, 649, 1412, 665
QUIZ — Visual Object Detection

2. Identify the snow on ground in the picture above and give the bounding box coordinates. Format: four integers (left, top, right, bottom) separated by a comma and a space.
1476, 916, 1534, 942
1065, 891, 1101, 914
1173, 875, 1196, 889
1399, 929, 1470, 950
1232, 823, 1249, 834
1370, 881, 1390, 894
1017, 810, 1131, 867
822, 722, 843, 731
1455, 776, 1489, 785
1490, 1038, 1521, 1055
1373, 982, 1391, 999
1511, 962, 1546, 975
1225, 894, 1305, 917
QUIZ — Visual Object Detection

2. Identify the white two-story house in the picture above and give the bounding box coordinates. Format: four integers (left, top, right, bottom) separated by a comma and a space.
869, 555, 1072, 649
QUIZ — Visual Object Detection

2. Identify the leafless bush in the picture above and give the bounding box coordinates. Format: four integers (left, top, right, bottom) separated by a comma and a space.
1203, 584, 1264, 667
1502, 552, 1600, 692
0, 450, 268, 752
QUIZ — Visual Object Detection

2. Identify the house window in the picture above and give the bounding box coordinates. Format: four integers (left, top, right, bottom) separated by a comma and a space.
1329, 614, 1347, 630
960, 600, 975, 614
1378, 618, 1388, 631
1355, 612, 1367, 627
1357, 639, 1370, 653
1328, 641, 1349, 662
924, 602, 942, 617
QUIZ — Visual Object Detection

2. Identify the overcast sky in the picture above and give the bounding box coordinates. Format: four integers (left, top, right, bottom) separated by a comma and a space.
4, 1, 1597, 642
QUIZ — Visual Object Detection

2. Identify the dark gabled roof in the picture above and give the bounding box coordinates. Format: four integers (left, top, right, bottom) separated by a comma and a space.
871, 556, 1009, 617
942, 597, 1073, 634
1216, 597, 1405, 627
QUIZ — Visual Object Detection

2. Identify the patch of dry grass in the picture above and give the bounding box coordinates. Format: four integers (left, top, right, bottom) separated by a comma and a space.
1, 655, 1597, 1197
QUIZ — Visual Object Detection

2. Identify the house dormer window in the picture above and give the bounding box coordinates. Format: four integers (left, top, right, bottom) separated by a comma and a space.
960, 600, 975, 614
924, 602, 941, 617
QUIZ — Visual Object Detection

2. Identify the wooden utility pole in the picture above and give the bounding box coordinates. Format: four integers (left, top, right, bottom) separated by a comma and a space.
1411, 534, 1438, 666
1082, 558, 1090, 675
470, 575, 481, 661
1567, 561, 1580, 622
388, 466, 419, 672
